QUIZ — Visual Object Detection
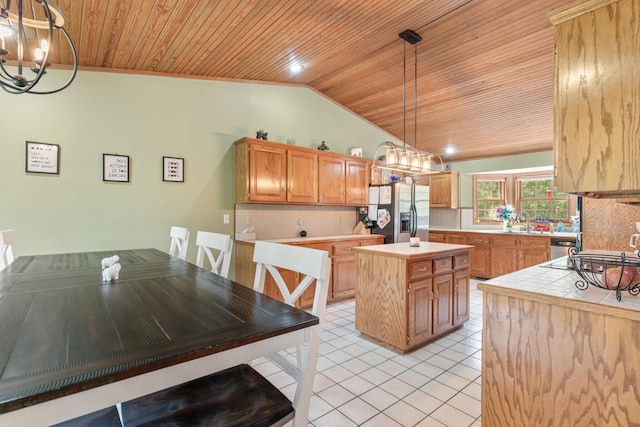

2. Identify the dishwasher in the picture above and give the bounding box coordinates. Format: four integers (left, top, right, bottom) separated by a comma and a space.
550, 238, 576, 259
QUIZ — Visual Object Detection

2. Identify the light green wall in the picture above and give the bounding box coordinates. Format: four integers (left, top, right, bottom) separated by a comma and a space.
448, 151, 554, 207
1, 70, 396, 265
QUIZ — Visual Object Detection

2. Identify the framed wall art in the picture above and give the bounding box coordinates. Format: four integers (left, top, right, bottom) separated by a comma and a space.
103, 154, 130, 182
26, 141, 59, 174
163, 156, 184, 182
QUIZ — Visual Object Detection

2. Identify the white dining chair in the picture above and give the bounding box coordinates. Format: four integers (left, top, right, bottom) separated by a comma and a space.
252, 241, 331, 426
0, 229, 15, 271
194, 231, 233, 278
168, 226, 189, 260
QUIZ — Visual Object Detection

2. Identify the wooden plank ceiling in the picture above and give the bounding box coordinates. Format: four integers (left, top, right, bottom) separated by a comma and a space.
1, 0, 577, 161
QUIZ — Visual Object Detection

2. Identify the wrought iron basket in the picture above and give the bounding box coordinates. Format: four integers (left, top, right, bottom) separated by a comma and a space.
569, 248, 640, 301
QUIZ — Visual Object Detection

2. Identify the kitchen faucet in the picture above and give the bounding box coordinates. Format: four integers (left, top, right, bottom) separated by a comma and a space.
517, 211, 531, 233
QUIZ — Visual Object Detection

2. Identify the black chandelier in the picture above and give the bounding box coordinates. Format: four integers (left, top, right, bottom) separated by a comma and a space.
0, 0, 77, 94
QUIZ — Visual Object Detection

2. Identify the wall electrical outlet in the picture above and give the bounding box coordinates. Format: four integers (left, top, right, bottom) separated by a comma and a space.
246, 215, 253, 225
297, 216, 303, 226
223, 214, 230, 224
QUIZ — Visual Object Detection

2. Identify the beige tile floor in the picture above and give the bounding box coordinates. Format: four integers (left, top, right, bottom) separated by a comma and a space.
254, 280, 484, 426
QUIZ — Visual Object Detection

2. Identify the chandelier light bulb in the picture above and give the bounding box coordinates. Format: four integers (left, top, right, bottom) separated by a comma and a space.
386, 147, 398, 166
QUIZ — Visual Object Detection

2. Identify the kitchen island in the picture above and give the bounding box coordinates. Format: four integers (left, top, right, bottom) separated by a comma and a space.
479, 264, 640, 426
353, 241, 473, 353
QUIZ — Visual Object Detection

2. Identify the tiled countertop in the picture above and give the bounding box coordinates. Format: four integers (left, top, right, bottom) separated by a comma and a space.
478, 260, 640, 320
431, 228, 578, 239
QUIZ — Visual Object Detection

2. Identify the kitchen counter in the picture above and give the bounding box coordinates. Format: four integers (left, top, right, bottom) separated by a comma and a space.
430, 228, 578, 239
479, 263, 640, 426
234, 233, 382, 244
352, 241, 474, 259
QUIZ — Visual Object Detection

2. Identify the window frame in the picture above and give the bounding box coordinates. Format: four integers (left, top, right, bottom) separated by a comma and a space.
513, 172, 576, 223
473, 174, 510, 224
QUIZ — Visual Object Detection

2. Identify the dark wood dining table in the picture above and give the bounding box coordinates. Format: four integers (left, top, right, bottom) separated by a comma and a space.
0, 248, 318, 425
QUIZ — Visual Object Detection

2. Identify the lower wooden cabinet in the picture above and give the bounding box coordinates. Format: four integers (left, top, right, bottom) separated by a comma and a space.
467, 235, 491, 278
517, 236, 550, 268
490, 237, 518, 277
234, 236, 384, 308
445, 233, 466, 245
429, 232, 445, 243
433, 230, 558, 278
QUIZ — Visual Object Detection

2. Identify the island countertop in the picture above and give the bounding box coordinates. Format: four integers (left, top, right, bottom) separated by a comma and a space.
352, 241, 474, 259
478, 261, 640, 321
479, 260, 640, 426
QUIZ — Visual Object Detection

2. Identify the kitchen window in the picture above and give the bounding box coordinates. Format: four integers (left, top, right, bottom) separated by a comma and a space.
514, 173, 575, 222
473, 175, 509, 223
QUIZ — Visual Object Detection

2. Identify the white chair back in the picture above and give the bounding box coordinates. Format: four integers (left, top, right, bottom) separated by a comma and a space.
169, 226, 189, 260
195, 231, 233, 278
252, 241, 331, 426
0, 229, 15, 271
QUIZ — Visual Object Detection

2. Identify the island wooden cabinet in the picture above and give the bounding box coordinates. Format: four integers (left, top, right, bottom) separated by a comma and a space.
236, 137, 370, 206
428, 171, 459, 208
551, 0, 640, 199
453, 270, 469, 325
480, 269, 640, 426
355, 242, 473, 353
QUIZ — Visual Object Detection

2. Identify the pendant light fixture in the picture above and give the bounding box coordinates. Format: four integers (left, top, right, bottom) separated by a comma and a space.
373, 29, 443, 175
0, 0, 77, 94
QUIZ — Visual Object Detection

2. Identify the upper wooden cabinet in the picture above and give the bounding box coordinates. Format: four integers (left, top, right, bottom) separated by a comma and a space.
551, 0, 640, 199
318, 157, 346, 204
235, 137, 370, 206
287, 150, 318, 203
236, 140, 287, 203
428, 172, 459, 208
345, 160, 370, 205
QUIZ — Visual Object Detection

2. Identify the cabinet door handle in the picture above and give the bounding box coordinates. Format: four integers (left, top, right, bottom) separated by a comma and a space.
417, 267, 427, 272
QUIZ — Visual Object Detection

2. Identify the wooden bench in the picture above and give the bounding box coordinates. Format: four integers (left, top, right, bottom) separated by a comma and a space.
120, 364, 294, 426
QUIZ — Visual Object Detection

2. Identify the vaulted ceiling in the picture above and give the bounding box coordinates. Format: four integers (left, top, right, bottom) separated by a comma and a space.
2, 0, 576, 161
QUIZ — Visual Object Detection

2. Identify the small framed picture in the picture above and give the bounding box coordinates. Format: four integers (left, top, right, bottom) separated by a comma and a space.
163, 156, 184, 182
103, 154, 130, 182
26, 141, 59, 174
351, 148, 363, 157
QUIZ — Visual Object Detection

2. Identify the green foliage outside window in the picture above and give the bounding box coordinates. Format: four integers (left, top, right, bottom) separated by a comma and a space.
476, 181, 504, 220
518, 179, 569, 220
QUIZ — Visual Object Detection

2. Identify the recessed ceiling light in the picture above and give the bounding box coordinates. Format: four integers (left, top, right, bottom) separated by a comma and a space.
289, 63, 304, 74
445, 147, 455, 155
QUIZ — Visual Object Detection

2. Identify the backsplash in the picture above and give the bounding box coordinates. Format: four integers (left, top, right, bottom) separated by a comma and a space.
235, 204, 358, 239
430, 207, 503, 230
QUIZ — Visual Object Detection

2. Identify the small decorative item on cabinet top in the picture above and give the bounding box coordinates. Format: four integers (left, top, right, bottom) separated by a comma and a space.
256, 130, 268, 140
317, 141, 329, 151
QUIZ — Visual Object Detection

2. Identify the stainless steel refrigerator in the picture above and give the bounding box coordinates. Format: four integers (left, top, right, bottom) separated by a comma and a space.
363, 183, 429, 244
